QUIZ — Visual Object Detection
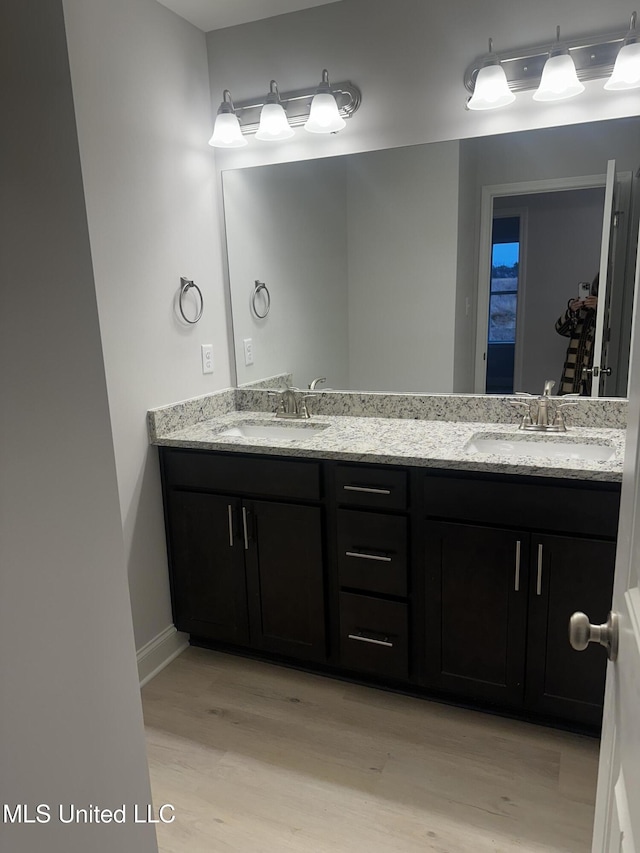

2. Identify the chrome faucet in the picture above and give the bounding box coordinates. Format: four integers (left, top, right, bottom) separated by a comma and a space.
270, 387, 312, 419
514, 380, 578, 432
309, 377, 326, 391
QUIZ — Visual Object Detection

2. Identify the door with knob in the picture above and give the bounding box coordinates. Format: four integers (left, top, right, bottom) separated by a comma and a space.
588, 222, 640, 853
525, 534, 615, 726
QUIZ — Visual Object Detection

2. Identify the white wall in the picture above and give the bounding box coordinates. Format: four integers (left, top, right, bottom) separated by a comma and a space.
345, 144, 460, 392
207, 0, 640, 173
0, 2, 157, 850
223, 160, 349, 389
62, 0, 229, 652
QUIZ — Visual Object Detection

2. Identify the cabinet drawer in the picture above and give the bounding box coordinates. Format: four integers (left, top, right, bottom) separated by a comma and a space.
335, 465, 407, 510
162, 449, 321, 501
423, 473, 620, 538
339, 592, 408, 680
337, 510, 407, 596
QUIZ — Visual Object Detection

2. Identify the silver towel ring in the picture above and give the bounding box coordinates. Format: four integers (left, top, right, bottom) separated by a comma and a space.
179, 277, 204, 324
251, 280, 271, 319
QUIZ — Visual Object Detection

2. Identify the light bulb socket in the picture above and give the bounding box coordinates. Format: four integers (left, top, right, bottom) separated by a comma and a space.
264, 80, 283, 106
216, 89, 237, 116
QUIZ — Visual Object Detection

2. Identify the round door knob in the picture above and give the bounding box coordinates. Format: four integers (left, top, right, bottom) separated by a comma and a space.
569, 611, 618, 661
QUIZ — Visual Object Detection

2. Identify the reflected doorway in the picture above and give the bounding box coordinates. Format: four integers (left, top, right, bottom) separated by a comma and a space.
486, 215, 521, 394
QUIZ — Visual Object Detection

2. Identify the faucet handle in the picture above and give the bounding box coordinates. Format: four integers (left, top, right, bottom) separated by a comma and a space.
510, 399, 533, 429
299, 394, 314, 419
267, 390, 285, 414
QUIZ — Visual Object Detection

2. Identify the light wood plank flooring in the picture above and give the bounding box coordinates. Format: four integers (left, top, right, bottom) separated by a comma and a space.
142, 647, 599, 853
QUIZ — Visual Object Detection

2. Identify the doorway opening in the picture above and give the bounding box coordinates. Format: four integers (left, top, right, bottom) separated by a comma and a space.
486, 215, 521, 394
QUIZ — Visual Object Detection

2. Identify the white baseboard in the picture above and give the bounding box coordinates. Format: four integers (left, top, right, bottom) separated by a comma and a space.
137, 625, 189, 688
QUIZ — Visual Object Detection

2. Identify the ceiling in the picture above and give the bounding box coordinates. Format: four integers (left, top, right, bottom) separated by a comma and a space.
155, 0, 342, 32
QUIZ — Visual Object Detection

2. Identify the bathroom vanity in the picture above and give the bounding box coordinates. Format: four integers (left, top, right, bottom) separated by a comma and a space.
151, 391, 625, 733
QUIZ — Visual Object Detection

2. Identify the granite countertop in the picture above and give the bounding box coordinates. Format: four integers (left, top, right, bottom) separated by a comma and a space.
151, 409, 625, 483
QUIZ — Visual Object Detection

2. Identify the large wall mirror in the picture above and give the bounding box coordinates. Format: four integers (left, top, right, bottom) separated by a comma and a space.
222, 116, 640, 397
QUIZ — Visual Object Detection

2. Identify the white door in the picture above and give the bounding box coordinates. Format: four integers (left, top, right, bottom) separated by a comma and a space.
591, 160, 617, 398
586, 219, 640, 852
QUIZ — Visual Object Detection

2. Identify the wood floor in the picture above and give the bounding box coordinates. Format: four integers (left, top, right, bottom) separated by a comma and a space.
142, 647, 599, 853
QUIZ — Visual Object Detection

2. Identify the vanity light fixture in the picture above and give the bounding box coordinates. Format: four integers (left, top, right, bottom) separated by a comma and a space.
467, 39, 516, 110
255, 80, 294, 141
304, 69, 347, 133
533, 27, 585, 101
208, 90, 247, 148
208, 70, 361, 145
605, 12, 640, 90
465, 13, 640, 109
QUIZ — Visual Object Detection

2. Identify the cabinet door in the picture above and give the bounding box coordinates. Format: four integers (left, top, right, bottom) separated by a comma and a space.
424, 522, 529, 706
245, 500, 326, 662
166, 491, 249, 644
525, 534, 615, 727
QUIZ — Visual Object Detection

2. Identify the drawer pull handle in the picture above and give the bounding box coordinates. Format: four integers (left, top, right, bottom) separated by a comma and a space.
537, 543, 543, 596
348, 632, 393, 648
345, 550, 392, 563
343, 485, 392, 495
514, 539, 521, 591
228, 504, 234, 548
242, 507, 249, 551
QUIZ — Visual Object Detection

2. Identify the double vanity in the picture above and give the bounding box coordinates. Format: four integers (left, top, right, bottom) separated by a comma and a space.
149, 387, 626, 733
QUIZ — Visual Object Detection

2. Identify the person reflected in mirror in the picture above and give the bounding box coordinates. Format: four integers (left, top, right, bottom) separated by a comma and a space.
555, 273, 599, 395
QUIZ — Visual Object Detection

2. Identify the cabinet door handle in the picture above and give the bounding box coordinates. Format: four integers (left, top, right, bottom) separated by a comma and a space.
536, 543, 543, 595
514, 539, 521, 591
227, 504, 234, 547
343, 485, 391, 495
242, 507, 249, 550
347, 633, 393, 648
345, 550, 392, 563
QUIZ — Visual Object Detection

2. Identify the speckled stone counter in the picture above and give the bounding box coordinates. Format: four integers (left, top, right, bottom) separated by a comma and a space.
148, 394, 625, 482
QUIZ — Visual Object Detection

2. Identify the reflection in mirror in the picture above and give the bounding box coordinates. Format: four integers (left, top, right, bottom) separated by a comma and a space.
222, 117, 640, 397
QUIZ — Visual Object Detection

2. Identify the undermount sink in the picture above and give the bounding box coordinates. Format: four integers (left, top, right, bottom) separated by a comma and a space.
465, 436, 615, 462
215, 422, 328, 441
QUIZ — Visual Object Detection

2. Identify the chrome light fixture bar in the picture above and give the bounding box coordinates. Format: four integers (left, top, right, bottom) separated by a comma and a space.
223, 71, 361, 137
464, 15, 640, 102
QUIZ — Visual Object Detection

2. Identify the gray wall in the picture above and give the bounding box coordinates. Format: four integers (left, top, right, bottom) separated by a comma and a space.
62, 0, 228, 655
0, 2, 157, 851
345, 144, 460, 392
224, 160, 349, 389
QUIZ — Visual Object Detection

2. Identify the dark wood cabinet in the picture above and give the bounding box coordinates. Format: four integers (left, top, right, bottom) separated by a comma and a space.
339, 591, 409, 680
159, 447, 620, 731
166, 491, 249, 645
525, 534, 615, 726
420, 471, 618, 727
423, 522, 529, 706
245, 500, 326, 662
161, 449, 327, 663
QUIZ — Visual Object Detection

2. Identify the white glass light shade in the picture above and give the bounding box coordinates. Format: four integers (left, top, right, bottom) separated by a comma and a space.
604, 41, 640, 90
467, 64, 515, 110
533, 53, 585, 101
255, 103, 294, 141
304, 93, 346, 133
208, 112, 247, 148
